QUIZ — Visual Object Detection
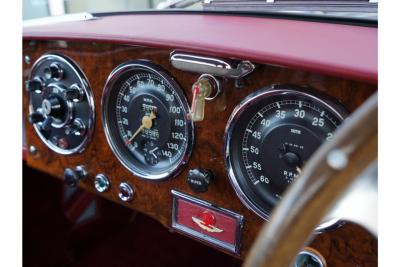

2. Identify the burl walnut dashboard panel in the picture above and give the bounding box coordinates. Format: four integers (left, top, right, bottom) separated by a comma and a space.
23, 40, 377, 265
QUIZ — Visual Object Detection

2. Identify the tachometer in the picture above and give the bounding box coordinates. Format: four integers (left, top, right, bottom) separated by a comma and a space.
224, 86, 347, 220
102, 61, 194, 180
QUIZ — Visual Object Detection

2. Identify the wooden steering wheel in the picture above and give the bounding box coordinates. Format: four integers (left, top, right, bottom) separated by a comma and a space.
244, 93, 377, 267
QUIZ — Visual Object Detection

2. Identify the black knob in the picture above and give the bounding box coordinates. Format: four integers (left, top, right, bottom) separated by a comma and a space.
65, 119, 86, 136
25, 79, 42, 93
65, 85, 82, 102
187, 168, 214, 193
41, 96, 62, 117
44, 63, 63, 80
28, 112, 45, 124
282, 151, 301, 168
64, 166, 87, 187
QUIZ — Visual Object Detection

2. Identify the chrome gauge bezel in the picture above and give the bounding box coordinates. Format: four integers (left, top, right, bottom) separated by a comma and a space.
224, 85, 348, 231
101, 60, 194, 180
28, 53, 95, 155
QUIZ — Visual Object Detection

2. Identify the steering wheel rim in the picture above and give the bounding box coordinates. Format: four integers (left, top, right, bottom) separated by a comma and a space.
243, 93, 377, 267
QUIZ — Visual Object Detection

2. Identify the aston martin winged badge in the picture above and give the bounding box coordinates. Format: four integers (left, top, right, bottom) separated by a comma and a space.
191, 216, 224, 233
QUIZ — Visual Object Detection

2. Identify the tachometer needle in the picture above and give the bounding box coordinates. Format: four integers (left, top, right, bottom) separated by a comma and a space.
126, 111, 156, 144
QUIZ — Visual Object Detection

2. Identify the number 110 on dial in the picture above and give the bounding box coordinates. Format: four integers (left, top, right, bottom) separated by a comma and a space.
102, 61, 194, 180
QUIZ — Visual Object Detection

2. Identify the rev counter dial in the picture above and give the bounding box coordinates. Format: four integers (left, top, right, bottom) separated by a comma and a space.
102, 61, 194, 180
225, 86, 348, 220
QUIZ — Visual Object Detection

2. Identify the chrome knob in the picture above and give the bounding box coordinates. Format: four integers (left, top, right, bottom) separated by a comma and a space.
118, 182, 134, 202
94, 174, 110, 193
42, 96, 62, 117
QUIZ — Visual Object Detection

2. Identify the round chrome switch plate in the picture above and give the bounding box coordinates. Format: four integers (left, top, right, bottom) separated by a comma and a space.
26, 53, 95, 155
118, 182, 134, 202
94, 174, 110, 193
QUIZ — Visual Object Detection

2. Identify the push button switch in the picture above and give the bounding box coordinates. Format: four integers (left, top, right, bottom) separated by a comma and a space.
94, 174, 110, 193
119, 182, 134, 202
187, 168, 213, 193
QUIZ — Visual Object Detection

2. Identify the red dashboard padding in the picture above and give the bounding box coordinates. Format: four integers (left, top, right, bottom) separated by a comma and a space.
23, 14, 377, 83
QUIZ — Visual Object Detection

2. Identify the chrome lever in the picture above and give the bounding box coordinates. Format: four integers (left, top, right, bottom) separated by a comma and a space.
170, 51, 255, 79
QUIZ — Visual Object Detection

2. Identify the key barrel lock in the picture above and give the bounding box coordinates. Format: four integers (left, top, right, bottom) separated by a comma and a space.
26, 53, 95, 154
170, 51, 255, 122
187, 74, 221, 122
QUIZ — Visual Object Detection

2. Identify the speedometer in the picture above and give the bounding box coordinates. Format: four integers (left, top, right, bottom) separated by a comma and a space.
224, 86, 347, 220
102, 61, 194, 180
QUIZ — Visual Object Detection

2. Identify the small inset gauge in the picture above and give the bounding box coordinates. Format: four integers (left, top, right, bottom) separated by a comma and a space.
102, 61, 194, 180
224, 85, 348, 221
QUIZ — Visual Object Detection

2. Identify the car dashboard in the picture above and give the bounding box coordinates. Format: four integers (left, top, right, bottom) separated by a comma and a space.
23, 13, 377, 266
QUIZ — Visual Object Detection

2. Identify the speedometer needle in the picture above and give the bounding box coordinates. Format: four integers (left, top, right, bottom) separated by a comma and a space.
126, 111, 156, 144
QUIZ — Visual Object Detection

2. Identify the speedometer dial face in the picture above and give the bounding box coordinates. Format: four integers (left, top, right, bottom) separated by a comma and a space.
225, 86, 347, 219
102, 61, 194, 180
